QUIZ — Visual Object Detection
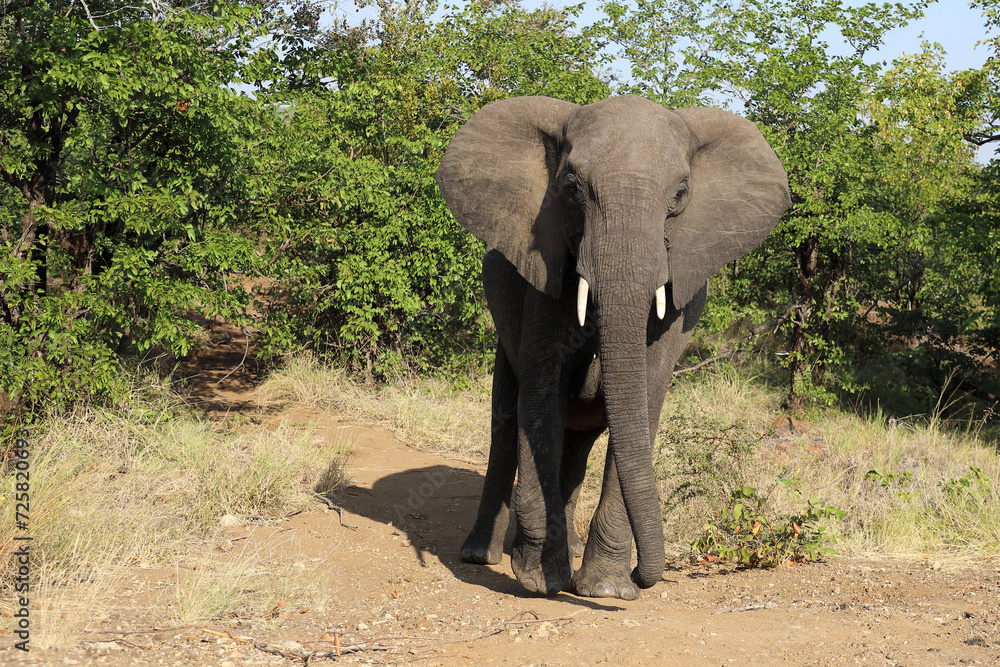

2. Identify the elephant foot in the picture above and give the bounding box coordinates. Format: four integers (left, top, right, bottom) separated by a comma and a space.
511, 539, 572, 595
571, 560, 640, 600
460, 525, 504, 565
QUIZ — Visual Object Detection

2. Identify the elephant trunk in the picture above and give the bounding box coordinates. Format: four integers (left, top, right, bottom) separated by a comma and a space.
592, 269, 665, 589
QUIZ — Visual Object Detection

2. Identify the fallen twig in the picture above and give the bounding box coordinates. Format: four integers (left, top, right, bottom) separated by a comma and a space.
108, 637, 155, 650
84, 625, 202, 636
712, 603, 772, 614
181, 628, 252, 643
212, 326, 252, 387
502, 609, 588, 626
315, 494, 358, 530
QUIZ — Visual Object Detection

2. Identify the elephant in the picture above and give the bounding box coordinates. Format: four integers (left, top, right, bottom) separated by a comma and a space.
434, 95, 790, 599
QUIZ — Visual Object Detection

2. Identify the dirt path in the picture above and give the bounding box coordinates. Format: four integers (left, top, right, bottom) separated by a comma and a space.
5, 345, 1000, 665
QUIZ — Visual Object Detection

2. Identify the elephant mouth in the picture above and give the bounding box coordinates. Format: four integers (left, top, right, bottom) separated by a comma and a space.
576, 275, 668, 327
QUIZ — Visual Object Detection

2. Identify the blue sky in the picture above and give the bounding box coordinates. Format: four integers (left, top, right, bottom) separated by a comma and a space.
546, 0, 992, 71
876, 1, 991, 72
515, 0, 996, 160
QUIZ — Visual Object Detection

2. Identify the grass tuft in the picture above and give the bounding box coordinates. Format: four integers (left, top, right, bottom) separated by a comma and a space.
260, 352, 492, 459
653, 363, 1000, 565
0, 402, 343, 638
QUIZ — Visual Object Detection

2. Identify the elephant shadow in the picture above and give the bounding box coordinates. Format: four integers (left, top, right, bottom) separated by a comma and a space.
329, 463, 625, 609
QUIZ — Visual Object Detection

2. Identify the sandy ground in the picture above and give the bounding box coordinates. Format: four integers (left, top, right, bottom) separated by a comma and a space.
3, 336, 1000, 666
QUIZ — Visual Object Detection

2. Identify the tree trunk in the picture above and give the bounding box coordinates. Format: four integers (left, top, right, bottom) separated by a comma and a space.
786, 235, 819, 410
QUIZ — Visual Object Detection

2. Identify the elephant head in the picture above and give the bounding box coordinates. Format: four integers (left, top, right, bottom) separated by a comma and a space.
435, 95, 790, 588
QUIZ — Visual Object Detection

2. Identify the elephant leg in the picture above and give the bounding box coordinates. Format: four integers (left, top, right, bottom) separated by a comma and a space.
510, 370, 571, 595
571, 446, 640, 600
461, 346, 518, 564
561, 427, 603, 560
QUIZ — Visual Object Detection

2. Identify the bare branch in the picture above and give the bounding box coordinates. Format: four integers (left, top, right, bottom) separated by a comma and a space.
965, 131, 1000, 147
74, 0, 100, 30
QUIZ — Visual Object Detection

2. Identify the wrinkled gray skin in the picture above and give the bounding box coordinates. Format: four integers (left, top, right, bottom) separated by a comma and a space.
434, 95, 790, 599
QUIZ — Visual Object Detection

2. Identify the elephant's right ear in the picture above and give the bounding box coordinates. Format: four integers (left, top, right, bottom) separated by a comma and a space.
435, 96, 579, 300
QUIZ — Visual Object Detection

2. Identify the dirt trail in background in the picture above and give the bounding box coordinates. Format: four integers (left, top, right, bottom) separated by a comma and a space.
5, 333, 1000, 666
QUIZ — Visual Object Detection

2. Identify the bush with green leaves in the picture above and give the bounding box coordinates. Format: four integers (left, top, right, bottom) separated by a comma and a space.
0, 0, 270, 412
691, 483, 846, 567
251, 0, 609, 378
597, 0, 993, 408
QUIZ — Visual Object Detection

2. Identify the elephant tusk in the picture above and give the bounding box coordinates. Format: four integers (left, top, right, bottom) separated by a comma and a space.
577, 277, 589, 327
655, 285, 667, 320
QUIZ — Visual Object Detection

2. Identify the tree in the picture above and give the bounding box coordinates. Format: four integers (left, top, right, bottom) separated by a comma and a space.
595, 0, 987, 407
589, 0, 724, 107
251, 0, 610, 378
969, 0, 999, 149
0, 0, 268, 408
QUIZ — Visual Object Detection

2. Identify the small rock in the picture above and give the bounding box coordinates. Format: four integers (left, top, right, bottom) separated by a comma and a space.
276, 640, 304, 654
219, 514, 243, 529
85, 642, 123, 652
357, 622, 370, 631
528, 621, 553, 639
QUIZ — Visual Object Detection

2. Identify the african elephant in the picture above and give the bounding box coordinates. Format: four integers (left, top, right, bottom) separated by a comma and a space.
434, 95, 790, 599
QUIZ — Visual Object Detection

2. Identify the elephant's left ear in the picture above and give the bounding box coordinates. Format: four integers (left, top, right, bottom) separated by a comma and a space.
669, 108, 791, 309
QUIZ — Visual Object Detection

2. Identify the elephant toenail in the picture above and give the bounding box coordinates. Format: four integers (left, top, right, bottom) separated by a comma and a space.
594, 582, 618, 597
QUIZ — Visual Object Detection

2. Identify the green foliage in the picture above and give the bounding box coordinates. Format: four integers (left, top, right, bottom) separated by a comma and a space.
0, 0, 268, 410
938, 466, 990, 502
4, 0, 1000, 415
691, 482, 846, 567
603, 0, 991, 408
865, 468, 913, 489
251, 0, 609, 378
589, 0, 721, 107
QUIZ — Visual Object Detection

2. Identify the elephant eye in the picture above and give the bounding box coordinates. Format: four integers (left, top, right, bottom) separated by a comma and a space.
674, 180, 689, 201
560, 172, 586, 204
668, 180, 689, 214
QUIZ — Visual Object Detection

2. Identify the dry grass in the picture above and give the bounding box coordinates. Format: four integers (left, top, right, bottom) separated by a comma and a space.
260, 352, 492, 460
0, 402, 349, 642
171, 549, 264, 624
654, 367, 1000, 566
261, 353, 1000, 566
33, 553, 131, 650
802, 408, 1000, 563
